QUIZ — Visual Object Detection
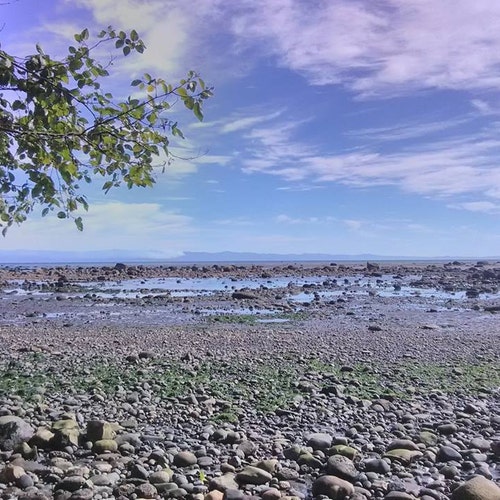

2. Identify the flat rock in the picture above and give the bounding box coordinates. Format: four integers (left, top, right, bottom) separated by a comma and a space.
387, 439, 420, 451
236, 465, 272, 485
55, 475, 89, 492
209, 473, 239, 492
383, 449, 423, 465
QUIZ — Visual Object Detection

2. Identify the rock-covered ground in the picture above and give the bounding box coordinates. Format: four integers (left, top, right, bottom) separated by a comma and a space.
0, 262, 499, 500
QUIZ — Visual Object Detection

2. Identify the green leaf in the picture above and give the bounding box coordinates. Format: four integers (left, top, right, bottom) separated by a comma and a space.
123, 46, 131, 56
57, 211, 67, 219
183, 96, 194, 110
12, 100, 25, 111
131, 79, 142, 86
81, 28, 89, 41
74, 217, 83, 231
130, 29, 139, 41
41, 208, 50, 217
193, 102, 203, 121
115, 39, 124, 49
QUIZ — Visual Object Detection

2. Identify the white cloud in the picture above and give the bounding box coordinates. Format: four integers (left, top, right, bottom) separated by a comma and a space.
11, 0, 500, 99
275, 214, 335, 225
343, 219, 363, 231
228, 0, 500, 96
471, 99, 494, 115
65, 0, 190, 75
448, 201, 500, 213
221, 110, 284, 133
3, 202, 195, 253
347, 117, 471, 142
240, 115, 500, 202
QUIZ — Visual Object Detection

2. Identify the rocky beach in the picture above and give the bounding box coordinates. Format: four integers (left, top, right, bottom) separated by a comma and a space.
0, 261, 499, 500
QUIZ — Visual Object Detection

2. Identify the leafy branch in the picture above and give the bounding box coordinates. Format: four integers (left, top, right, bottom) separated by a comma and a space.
0, 26, 213, 234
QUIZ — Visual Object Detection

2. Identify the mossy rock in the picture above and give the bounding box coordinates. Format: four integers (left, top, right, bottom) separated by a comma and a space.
384, 449, 423, 465
328, 444, 358, 459
93, 439, 118, 453
51, 419, 80, 448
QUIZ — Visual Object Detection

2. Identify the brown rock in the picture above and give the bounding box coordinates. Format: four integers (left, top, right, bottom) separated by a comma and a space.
312, 475, 355, 499
205, 491, 225, 500
451, 476, 500, 500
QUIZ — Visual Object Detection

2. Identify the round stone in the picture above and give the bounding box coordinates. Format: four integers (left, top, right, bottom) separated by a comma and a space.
173, 451, 198, 467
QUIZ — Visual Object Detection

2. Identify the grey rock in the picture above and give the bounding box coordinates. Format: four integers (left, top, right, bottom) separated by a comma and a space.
17, 473, 34, 489
387, 439, 420, 451
437, 423, 458, 435
224, 488, 245, 500
436, 446, 462, 462
469, 438, 491, 452
69, 489, 94, 500
149, 469, 174, 484
89, 472, 120, 487
363, 458, 390, 474
135, 482, 157, 498
55, 476, 89, 492
307, 432, 333, 450
129, 463, 149, 480
236, 466, 272, 485
210, 473, 239, 492
384, 492, 417, 500
326, 455, 358, 481
237, 440, 257, 457
0, 416, 34, 451
173, 450, 197, 467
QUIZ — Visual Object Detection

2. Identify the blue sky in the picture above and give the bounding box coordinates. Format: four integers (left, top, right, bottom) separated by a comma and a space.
1, 0, 500, 258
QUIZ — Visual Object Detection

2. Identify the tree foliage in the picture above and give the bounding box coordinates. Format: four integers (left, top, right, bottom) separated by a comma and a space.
0, 27, 213, 234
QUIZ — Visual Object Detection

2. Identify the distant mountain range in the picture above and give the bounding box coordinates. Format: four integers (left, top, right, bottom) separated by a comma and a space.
0, 249, 498, 265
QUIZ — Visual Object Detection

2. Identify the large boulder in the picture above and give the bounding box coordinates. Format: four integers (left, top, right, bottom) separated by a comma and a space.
0, 416, 34, 451
451, 476, 500, 500
312, 475, 355, 499
326, 455, 358, 481
51, 419, 80, 448
86, 420, 116, 442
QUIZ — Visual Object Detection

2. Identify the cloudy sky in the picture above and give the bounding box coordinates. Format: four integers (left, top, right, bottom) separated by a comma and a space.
2, 0, 500, 259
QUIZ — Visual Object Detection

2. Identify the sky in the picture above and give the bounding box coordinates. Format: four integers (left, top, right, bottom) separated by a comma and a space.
1, 0, 500, 259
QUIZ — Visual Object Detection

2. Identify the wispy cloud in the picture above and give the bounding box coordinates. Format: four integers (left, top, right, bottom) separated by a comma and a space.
240, 115, 500, 202
11, 1, 500, 99
448, 201, 500, 213
275, 214, 336, 225
347, 117, 472, 142
228, 0, 500, 96
221, 110, 284, 133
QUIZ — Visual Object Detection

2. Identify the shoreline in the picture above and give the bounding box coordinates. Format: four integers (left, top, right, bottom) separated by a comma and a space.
0, 262, 499, 499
